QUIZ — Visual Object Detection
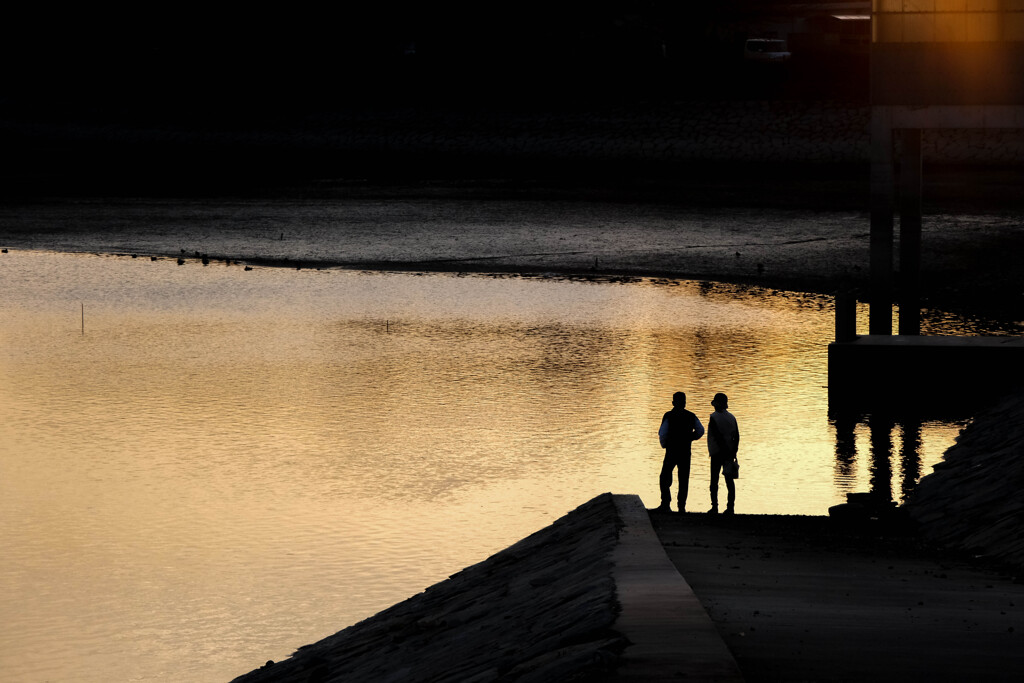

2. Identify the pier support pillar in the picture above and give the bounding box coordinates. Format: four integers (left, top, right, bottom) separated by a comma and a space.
898, 128, 922, 335
869, 110, 895, 336
835, 290, 858, 342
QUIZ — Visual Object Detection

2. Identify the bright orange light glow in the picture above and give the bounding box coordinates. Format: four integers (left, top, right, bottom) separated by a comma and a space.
873, 2, 1024, 42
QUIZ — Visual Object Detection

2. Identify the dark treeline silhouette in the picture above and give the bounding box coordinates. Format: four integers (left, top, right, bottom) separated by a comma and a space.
2, 1, 868, 194
4, 1, 866, 116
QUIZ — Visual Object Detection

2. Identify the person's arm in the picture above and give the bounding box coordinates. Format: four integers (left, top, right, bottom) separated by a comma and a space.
692, 415, 704, 440
708, 414, 721, 443
658, 415, 669, 448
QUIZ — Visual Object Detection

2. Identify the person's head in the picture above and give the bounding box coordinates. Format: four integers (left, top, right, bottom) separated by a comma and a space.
672, 391, 686, 408
711, 392, 729, 410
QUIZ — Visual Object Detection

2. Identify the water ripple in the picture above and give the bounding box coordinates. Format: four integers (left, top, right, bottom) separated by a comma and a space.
0, 250, 990, 682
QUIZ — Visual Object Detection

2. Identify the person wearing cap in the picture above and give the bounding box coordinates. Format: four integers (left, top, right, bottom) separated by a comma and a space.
654, 391, 705, 513
707, 392, 740, 515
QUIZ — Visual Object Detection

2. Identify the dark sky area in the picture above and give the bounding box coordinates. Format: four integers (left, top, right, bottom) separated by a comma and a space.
4, 2, 808, 115
1, 2, 868, 192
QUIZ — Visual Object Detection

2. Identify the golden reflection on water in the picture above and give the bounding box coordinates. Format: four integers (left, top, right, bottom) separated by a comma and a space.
0, 250, 991, 682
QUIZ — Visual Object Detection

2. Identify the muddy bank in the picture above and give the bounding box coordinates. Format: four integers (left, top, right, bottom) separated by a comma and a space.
1, 190, 1023, 323
4, 97, 1024, 320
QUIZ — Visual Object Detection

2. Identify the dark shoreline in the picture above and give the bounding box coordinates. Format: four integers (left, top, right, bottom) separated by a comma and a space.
5, 92, 1024, 325
4, 95, 1024, 326
4, 188, 1021, 327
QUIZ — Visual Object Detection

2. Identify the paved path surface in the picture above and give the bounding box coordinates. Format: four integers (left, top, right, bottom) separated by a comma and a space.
651, 512, 1024, 682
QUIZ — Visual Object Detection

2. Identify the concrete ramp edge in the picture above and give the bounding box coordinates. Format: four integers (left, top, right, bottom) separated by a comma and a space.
611, 494, 745, 682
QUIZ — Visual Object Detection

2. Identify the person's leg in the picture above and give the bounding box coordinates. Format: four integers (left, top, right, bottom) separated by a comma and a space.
658, 453, 675, 510
724, 474, 736, 514
709, 459, 721, 513
677, 452, 692, 512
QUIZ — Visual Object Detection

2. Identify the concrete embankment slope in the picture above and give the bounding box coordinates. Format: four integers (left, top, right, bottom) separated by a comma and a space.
231, 493, 741, 682
906, 389, 1024, 574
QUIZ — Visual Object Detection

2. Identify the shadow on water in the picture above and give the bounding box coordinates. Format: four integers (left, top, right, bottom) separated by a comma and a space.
827, 298, 1024, 504
829, 388, 1016, 504
832, 411, 928, 505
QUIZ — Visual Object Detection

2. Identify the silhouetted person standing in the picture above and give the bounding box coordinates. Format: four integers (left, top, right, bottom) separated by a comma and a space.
708, 392, 740, 514
655, 392, 704, 513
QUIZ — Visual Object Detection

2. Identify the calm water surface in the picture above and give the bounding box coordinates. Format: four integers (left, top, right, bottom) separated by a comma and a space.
0, 249, 992, 682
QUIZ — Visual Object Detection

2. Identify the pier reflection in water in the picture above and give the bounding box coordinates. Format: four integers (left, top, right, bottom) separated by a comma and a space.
0, 250, 1011, 683
832, 413, 947, 506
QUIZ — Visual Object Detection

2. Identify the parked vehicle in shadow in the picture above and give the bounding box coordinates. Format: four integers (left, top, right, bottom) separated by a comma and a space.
744, 38, 791, 63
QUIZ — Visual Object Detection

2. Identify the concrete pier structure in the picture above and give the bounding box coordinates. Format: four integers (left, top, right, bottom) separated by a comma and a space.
828, 332, 1024, 411
868, 105, 1024, 336
868, 1, 1024, 334
832, 1, 1024, 406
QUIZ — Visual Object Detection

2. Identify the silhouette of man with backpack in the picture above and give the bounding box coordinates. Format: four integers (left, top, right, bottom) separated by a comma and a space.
654, 391, 704, 513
